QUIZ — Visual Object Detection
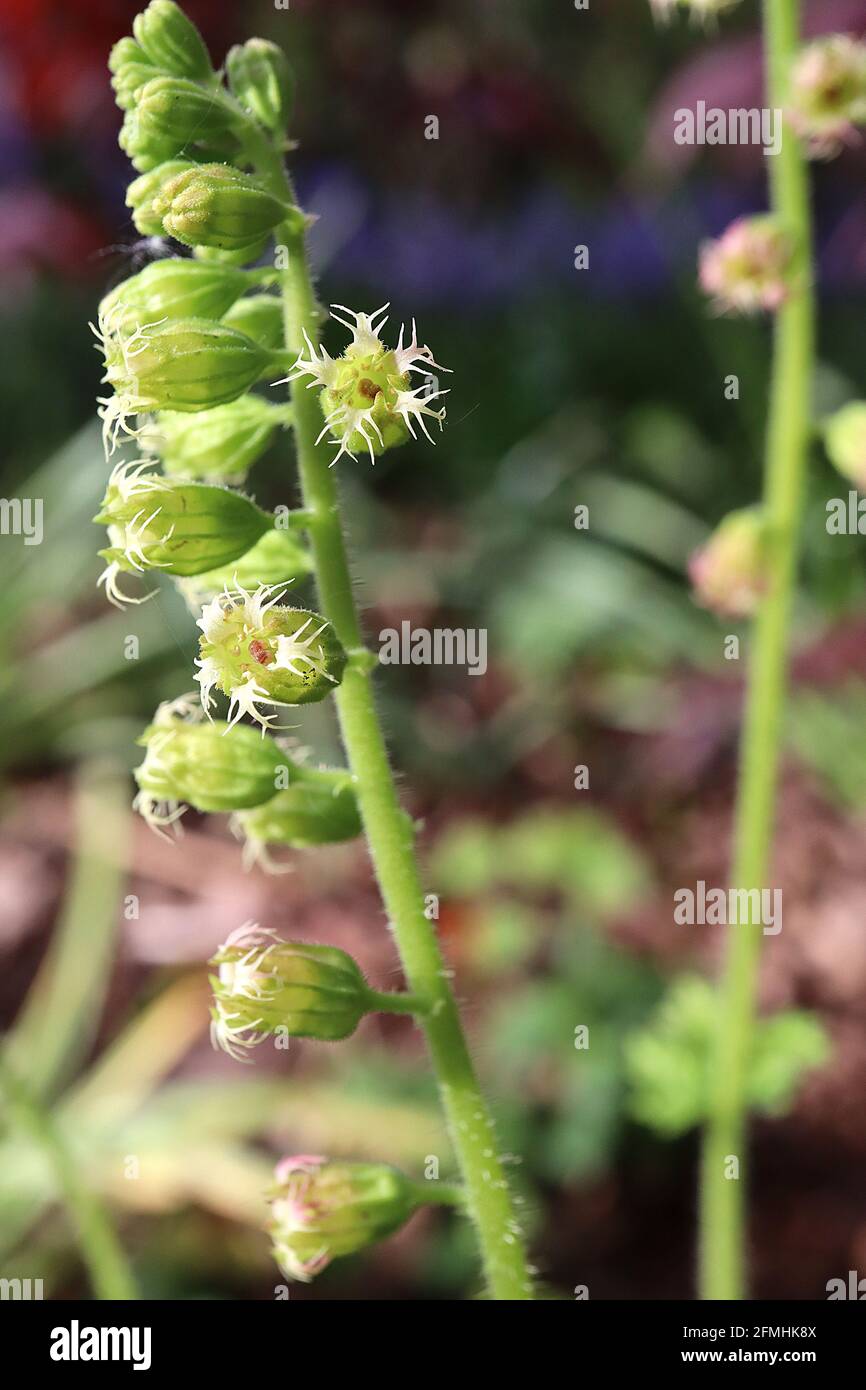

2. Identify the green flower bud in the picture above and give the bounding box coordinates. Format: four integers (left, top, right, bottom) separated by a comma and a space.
98, 260, 254, 336
132, 1, 213, 82
119, 109, 179, 172
109, 36, 151, 77
133, 696, 287, 832
126, 160, 197, 235
94, 460, 273, 606
286, 304, 450, 464
222, 293, 285, 349
176, 528, 312, 613
210, 926, 374, 1057
227, 38, 294, 136
688, 508, 767, 619
824, 402, 866, 490
153, 163, 298, 251
96, 315, 287, 450
267, 1156, 424, 1281
142, 395, 291, 482
232, 766, 361, 870
109, 38, 162, 111
133, 77, 237, 163
195, 586, 347, 728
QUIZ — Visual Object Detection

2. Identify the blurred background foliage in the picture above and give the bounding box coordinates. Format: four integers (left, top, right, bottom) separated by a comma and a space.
1, 0, 866, 1300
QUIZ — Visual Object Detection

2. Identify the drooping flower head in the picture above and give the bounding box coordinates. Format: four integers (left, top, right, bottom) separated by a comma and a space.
698, 215, 794, 315
230, 765, 361, 872
195, 584, 347, 729
789, 36, 866, 159
209, 923, 372, 1059
267, 1155, 422, 1282
688, 508, 768, 618
133, 695, 287, 835
283, 304, 450, 465
94, 459, 273, 606
94, 308, 284, 457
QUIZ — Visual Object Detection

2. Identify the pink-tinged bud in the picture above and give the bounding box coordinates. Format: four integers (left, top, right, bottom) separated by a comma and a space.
267, 1156, 424, 1282
824, 402, 866, 490
789, 36, 866, 160
688, 509, 767, 618
698, 216, 793, 315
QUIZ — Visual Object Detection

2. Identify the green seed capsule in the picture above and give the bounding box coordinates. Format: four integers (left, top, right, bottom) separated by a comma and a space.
126, 160, 197, 235
134, 77, 237, 162
133, 697, 287, 832
132, 1, 213, 82
153, 163, 297, 251
143, 394, 291, 482
210, 928, 373, 1057
176, 528, 311, 614
94, 460, 273, 605
196, 589, 347, 727
226, 38, 294, 135
222, 293, 285, 349
98, 260, 252, 336
267, 1157, 422, 1281
232, 767, 361, 870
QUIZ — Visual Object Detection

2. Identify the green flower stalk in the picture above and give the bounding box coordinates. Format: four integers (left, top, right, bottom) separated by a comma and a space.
231, 765, 361, 871
93, 460, 273, 605
267, 1156, 461, 1284
195, 586, 347, 728
142, 395, 292, 482
209, 924, 421, 1058
133, 696, 287, 833
267, 1156, 455, 1283
227, 39, 294, 137
284, 304, 450, 464
699, 0, 816, 1301
152, 163, 302, 251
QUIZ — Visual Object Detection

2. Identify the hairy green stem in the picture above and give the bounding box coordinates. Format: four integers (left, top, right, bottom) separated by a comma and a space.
247, 129, 533, 1298
366, 989, 430, 1017
699, 0, 814, 1301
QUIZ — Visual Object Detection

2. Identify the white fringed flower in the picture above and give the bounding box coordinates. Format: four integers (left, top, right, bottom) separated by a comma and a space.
278, 303, 450, 465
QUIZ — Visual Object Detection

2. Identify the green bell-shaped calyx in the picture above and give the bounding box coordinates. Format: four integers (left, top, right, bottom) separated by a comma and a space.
231, 765, 361, 871
94, 460, 273, 606
152, 163, 301, 251
209, 926, 375, 1057
266, 1156, 430, 1282
98, 260, 270, 336
133, 696, 289, 833
96, 314, 289, 452
227, 38, 294, 136
142, 394, 292, 483
196, 586, 347, 727
176, 528, 312, 613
